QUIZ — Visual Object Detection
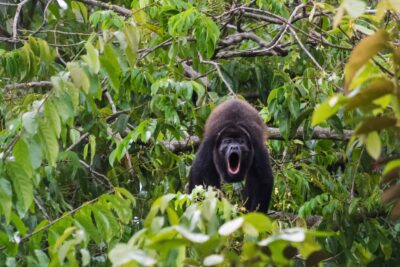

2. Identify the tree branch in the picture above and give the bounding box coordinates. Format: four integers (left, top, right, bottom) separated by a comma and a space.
215, 46, 288, 59
78, 0, 132, 16
164, 127, 354, 153
4, 81, 52, 90
199, 53, 235, 95
12, 0, 30, 42
19, 190, 114, 244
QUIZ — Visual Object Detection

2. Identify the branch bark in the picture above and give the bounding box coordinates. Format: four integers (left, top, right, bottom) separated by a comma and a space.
4, 81, 52, 90
12, 0, 30, 42
78, 0, 132, 16
163, 127, 354, 153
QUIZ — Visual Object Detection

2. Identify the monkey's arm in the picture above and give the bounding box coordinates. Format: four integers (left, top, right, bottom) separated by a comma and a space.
188, 138, 220, 191
244, 143, 274, 213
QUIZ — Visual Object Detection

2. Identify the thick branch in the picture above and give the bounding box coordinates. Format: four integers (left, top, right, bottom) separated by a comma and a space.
78, 0, 132, 16
215, 47, 288, 59
163, 127, 354, 153
4, 81, 52, 90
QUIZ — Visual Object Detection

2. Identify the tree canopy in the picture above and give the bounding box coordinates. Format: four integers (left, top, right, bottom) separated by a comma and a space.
0, 0, 399, 266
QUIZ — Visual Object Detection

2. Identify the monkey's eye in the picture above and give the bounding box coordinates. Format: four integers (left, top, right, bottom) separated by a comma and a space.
237, 138, 245, 144
223, 138, 232, 144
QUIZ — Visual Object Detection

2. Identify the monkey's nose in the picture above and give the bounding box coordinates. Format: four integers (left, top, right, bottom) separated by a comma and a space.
230, 146, 239, 151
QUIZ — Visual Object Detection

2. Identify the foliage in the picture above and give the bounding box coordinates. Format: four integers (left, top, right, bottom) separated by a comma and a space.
0, 0, 399, 266
109, 187, 329, 266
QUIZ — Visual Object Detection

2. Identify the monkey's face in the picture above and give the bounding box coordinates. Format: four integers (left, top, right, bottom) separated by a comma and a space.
214, 133, 252, 183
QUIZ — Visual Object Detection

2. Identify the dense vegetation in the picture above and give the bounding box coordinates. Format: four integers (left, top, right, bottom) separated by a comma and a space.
0, 0, 399, 266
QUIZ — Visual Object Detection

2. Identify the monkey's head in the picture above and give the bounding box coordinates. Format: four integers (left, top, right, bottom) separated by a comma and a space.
213, 125, 254, 183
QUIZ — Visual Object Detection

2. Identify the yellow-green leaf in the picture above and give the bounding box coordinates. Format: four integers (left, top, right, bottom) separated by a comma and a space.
345, 30, 389, 91
39, 120, 59, 166
7, 162, 33, 212
0, 178, 13, 224
44, 100, 61, 138
122, 23, 140, 67
83, 42, 100, 74
365, 131, 381, 160
355, 116, 397, 134
383, 159, 400, 176
13, 139, 33, 176
89, 135, 96, 164
345, 79, 394, 110
343, 0, 366, 18
67, 62, 90, 94
312, 95, 347, 126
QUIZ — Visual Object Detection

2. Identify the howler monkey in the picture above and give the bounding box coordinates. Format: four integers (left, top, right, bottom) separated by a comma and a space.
188, 99, 274, 212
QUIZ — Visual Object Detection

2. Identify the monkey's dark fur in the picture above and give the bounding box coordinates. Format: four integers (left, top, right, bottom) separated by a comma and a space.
188, 99, 274, 212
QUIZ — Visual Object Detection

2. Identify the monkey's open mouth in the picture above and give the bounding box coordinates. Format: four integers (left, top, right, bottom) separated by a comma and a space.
227, 152, 241, 175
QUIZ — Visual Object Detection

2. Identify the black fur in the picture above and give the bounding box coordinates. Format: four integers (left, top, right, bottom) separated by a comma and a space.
188, 99, 274, 212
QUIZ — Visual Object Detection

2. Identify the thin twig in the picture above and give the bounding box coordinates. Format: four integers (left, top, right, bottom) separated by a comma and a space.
34, 196, 52, 221
12, 0, 30, 42
104, 90, 117, 113
20, 190, 114, 243
350, 147, 364, 201
31, 0, 53, 36
289, 27, 325, 73
139, 37, 173, 59
199, 53, 235, 95
79, 160, 114, 189
66, 133, 89, 151
104, 89, 134, 177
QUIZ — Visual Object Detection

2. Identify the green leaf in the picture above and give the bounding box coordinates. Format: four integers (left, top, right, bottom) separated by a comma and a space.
13, 139, 33, 176
109, 244, 156, 266
258, 228, 306, 246
167, 207, 179, 225
100, 57, 120, 93
89, 135, 96, 164
0, 178, 13, 224
168, 8, 197, 37
345, 30, 389, 90
115, 187, 136, 206
365, 131, 381, 160
343, 0, 366, 18
80, 249, 90, 266
27, 138, 42, 169
312, 95, 347, 126
122, 23, 140, 67
71, 1, 88, 22
244, 213, 272, 233
83, 42, 100, 73
218, 217, 243, 236
44, 101, 61, 138
383, 159, 400, 176
38, 120, 59, 166
22, 111, 38, 135
11, 212, 28, 236
7, 162, 33, 212
67, 62, 90, 94
74, 207, 101, 244
92, 208, 111, 242
203, 254, 224, 266
175, 226, 209, 243
195, 15, 220, 58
